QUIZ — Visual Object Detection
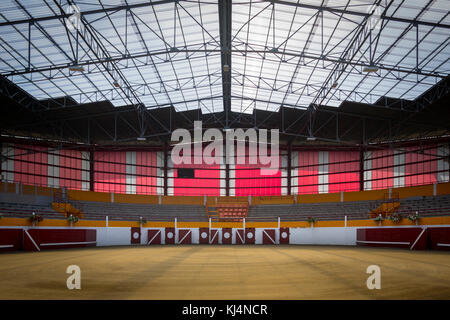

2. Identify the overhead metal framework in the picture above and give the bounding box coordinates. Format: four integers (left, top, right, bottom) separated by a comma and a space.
0, 0, 449, 136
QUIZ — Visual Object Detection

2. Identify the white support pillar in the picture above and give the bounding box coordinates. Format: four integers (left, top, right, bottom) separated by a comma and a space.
281, 151, 288, 195
47, 149, 60, 188
318, 151, 329, 194
156, 151, 164, 195
125, 151, 137, 194
174, 218, 178, 244
363, 151, 372, 191
393, 149, 405, 188
81, 151, 90, 191
290, 151, 299, 195
1, 143, 14, 182
437, 145, 449, 183
344, 215, 347, 228
106, 216, 109, 228
167, 156, 174, 196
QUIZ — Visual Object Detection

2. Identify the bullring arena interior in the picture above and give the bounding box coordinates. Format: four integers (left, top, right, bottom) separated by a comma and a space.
0, 0, 450, 306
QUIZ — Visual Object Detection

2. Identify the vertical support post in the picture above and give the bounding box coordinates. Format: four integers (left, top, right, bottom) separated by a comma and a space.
243, 217, 246, 244
163, 142, 168, 196
0, 141, 2, 181
174, 217, 178, 244
359, 147, 364, 192
225, 140, 230, 196
448, 142, 450, 182
344, 215, 347, 228
89, 148, 95, 192
287, 143, 292, 195
106, 215, 109, 228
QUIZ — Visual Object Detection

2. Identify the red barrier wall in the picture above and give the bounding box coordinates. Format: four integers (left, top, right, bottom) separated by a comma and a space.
427, 227, 450, 251
23, 228, 96, 251
357, 227, 426, 250
0, 228, 23, 252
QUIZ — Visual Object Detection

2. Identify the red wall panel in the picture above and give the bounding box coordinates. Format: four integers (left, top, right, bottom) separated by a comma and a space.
136, 151, 157, 195
371, 149, 394, 190
245, 228, 256, 244
427, 227, 450, 251
131, 227, 141, 244
0, 228, 23, 252
405, 147, 437, 187
279, 227, 290, 244
328, 151, 359, 193
222, 228, 232, 244
234, 147, 281, 196
199, 227, 210, 244
173, 150, 221, 196
165, 227, 175, 244
95, 152, 126, 193
147, 229, 162, 245
178, 229, 192, 244
14, 145, 48, 187
262, 229, 276, 245
297, 151, 318, 194
357, 227, 426, 250
59, 150, 83, 190
23, 228, 96, 251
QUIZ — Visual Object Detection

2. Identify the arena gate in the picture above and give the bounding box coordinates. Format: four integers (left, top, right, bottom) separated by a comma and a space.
279, 227, 290, 244
222, 228, 232, 244
178, 229, 192, 244
131, 227, 141, 244
262, 229, 277, 245
147, 229, 162, 245
164, 227, 175, 244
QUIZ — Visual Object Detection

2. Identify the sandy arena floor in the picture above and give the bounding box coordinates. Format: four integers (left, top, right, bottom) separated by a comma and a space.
0, 245, 449, 299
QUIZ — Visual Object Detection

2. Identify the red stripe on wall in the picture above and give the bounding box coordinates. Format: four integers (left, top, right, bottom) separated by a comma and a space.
405, 147, 437, 187
59, 150, 83, 190
328, 151, 359, 193
95, 152, 126, 193
14, 145, 48, 187
136, 151, 157, 195
297, 151, 318, 194
372, 149, 394, 190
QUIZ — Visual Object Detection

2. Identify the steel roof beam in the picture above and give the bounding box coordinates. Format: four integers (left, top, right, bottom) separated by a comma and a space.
218, 0, 232, 127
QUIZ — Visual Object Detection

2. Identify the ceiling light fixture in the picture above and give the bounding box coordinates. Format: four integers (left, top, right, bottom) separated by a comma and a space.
363, 64, 379, 73
69, 65, 85, 72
